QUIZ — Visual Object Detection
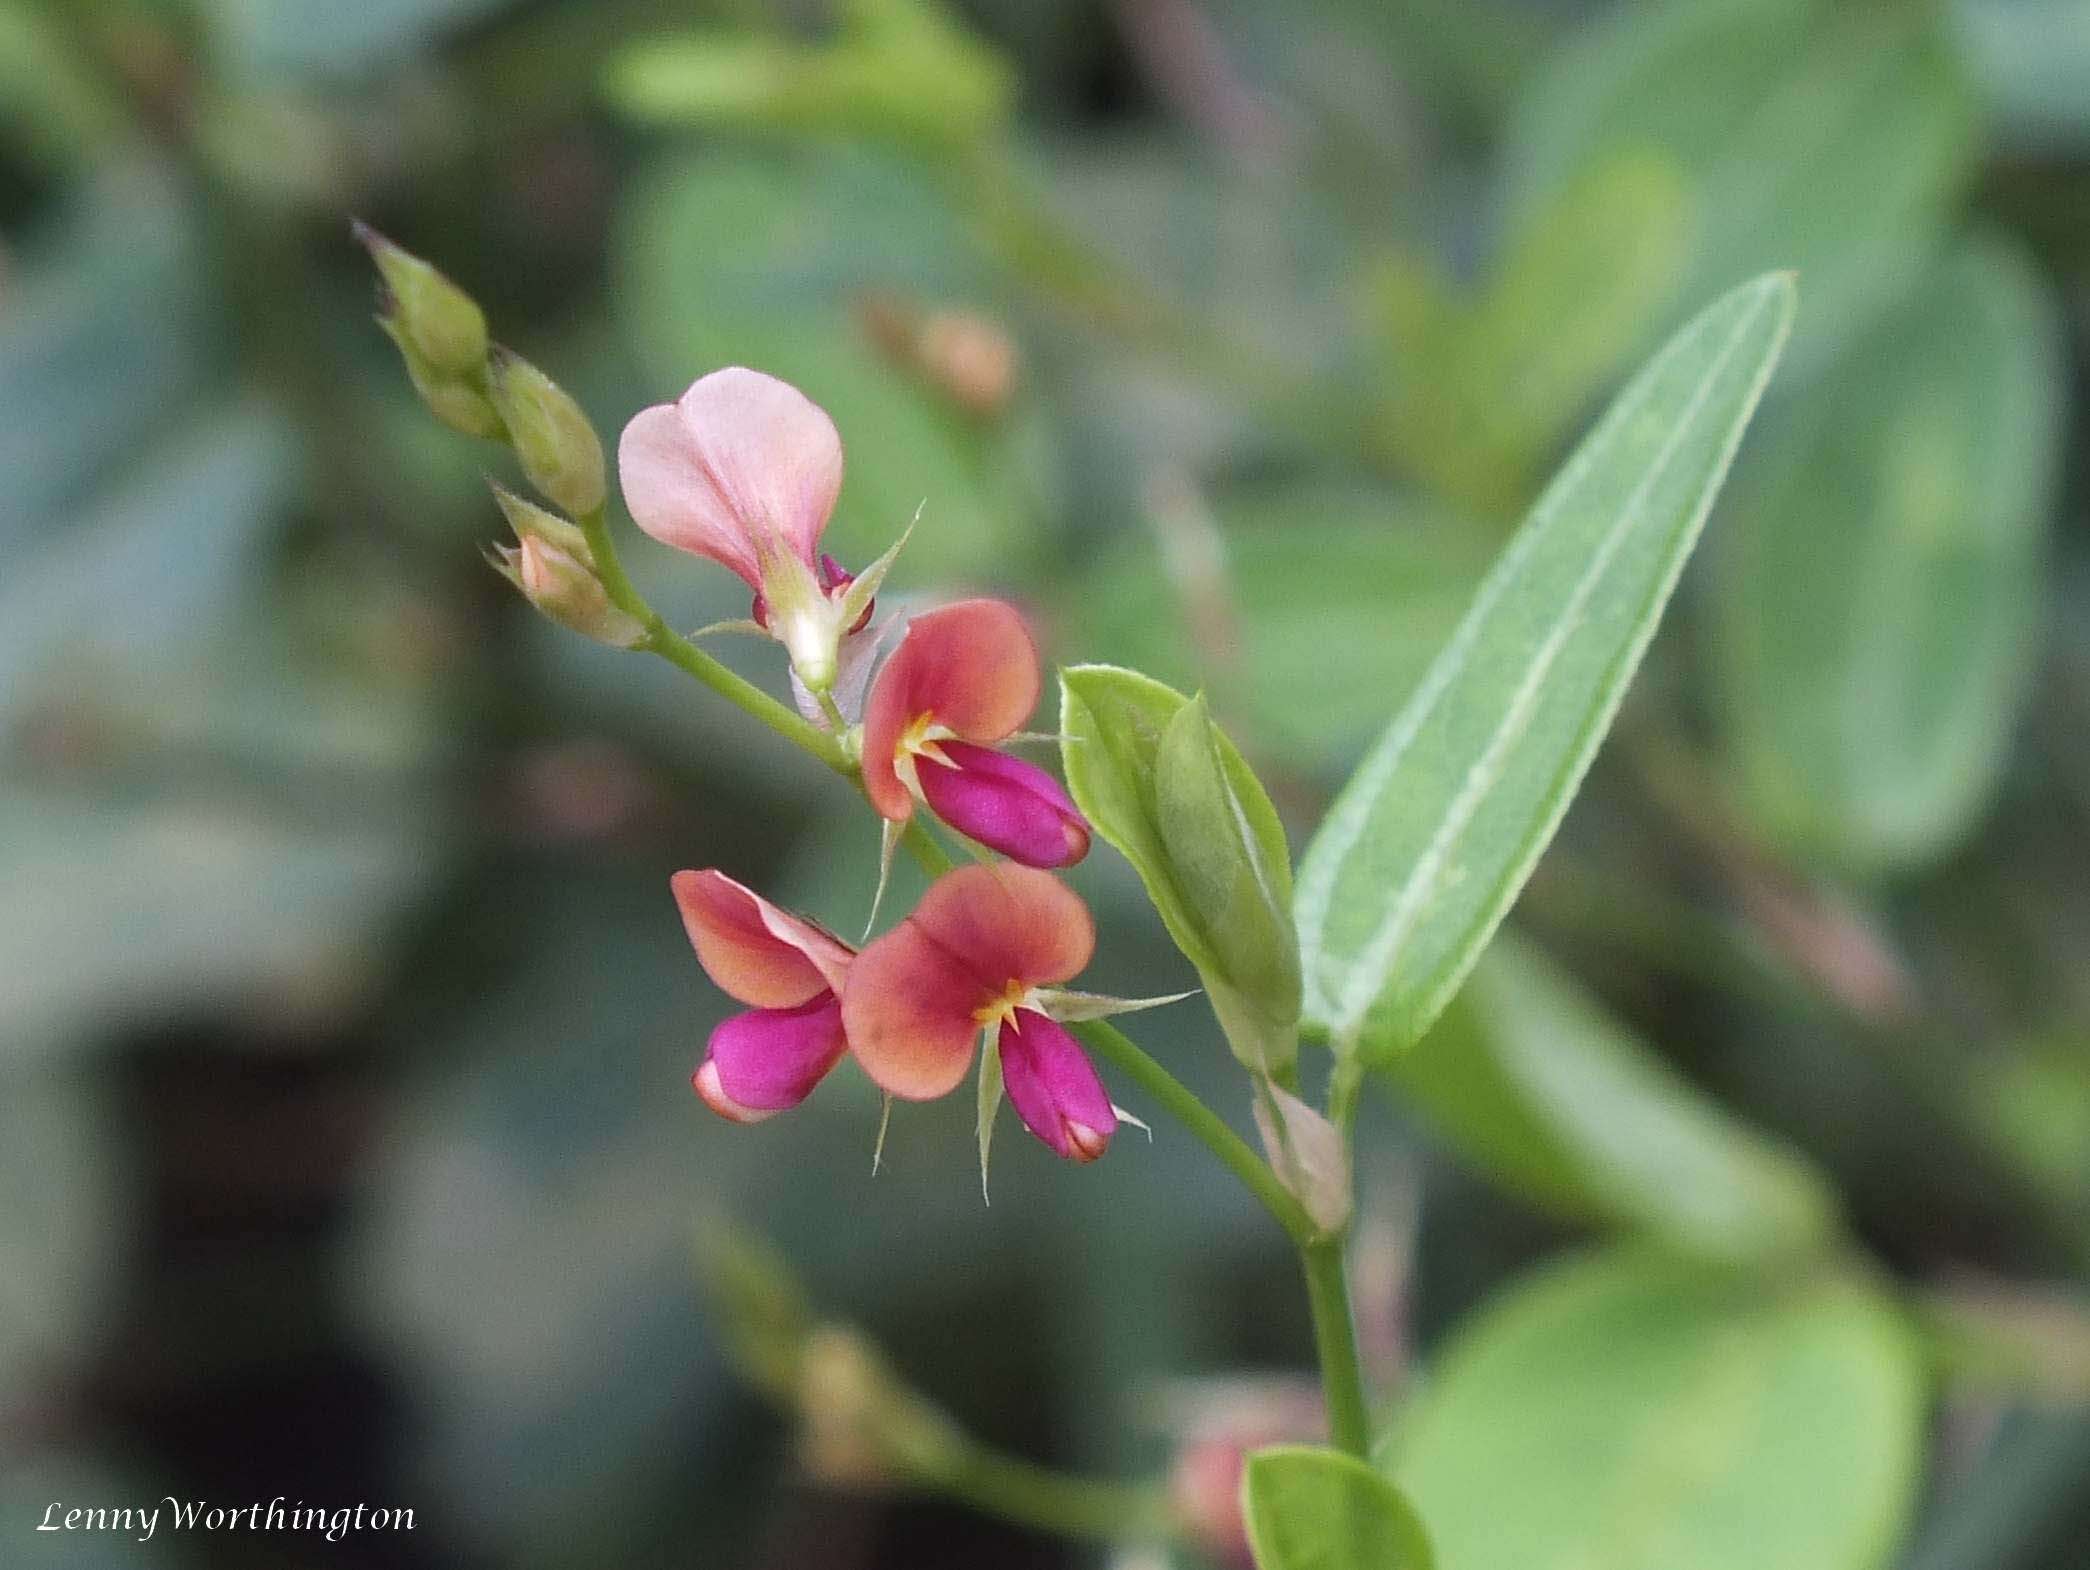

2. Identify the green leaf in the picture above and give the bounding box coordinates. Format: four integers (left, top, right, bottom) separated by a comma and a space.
1068, 484, 1492, 766
1243, 1445, 1434, 1570
1295, 273, 1795, 1058
1060, 665, 1298, 1071
1710, 234, 2063, 874
613, 145, 1029, 583
1381, 150, 1694, 514
1391, 1250, 1926, 1570
1504, 0, 1975, 375
1386, 933, 1837, 1262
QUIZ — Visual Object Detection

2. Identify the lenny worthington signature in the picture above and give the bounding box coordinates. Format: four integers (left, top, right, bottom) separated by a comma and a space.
35, 1498, 416, 1544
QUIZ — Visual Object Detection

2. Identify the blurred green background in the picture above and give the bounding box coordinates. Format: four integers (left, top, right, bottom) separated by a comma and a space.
4, 0, 2090, 1566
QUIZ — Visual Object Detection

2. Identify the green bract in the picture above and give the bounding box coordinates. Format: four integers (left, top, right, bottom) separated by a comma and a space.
1059, 667, 1300, 1074
1296, 272, 1795, 1060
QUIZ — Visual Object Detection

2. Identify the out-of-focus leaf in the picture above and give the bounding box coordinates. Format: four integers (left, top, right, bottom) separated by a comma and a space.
1296, 275, 1793, 1059
1036, 136, 1362, 373
199, 0, 517, 82
606, 0, 1014, 152
1711, 235, 2062, 875
1919, 1278, 2090, 1401
1391, 1250, 1926, 1570
0, 2, 129, 172
1069, 484, 1491, 767
1243, 1444, 1434, 1570
1950, 0, 2090, 152
613, 146, 1028, 583
1387, 932, 1837, 1262
0, 407, 295, 705
0, 772, 438, 1057
0, 163, 216, 542
0, 1069, 120, 1406
1503, 0, 1976, 374
1380, 150, 1692, 514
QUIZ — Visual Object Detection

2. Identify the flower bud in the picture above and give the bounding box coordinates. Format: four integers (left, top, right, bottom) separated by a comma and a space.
353, 220, 489, 378
489, 347, 606, 518
489, 526, 644, 648
490, 480, 591, 559
796, 1326, 961, 1490
377, 317, 504, 440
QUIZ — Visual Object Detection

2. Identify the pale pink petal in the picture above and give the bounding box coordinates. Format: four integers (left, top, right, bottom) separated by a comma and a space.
618, 369, 842, 586
671, 869, 854, 1007
619, 403, 762, 588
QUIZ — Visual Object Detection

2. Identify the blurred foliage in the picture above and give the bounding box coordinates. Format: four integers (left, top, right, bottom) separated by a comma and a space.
3, 0, 2090, 1566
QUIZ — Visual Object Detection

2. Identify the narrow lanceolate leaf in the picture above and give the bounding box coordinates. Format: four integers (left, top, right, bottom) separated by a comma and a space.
1243, 1446, 1434, 1570
1296, 273, 1795, 1060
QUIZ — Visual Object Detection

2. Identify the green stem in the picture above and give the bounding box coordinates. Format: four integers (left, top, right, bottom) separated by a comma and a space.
1076, 1019, 1317, 1245
576, 497, 1367, 1448
1301, 1239, 1372, 1458
577, 507, 848, 772
929, 1445, 1175, 1544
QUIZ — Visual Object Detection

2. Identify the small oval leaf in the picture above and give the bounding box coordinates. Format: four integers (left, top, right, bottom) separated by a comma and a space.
1391, 1250, 1926, 1570
1295, 273, 1795, 1058
1243, 1445, 1434, 1570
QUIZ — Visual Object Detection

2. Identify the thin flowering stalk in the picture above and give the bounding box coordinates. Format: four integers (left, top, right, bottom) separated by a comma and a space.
575, 476, 1367, 1457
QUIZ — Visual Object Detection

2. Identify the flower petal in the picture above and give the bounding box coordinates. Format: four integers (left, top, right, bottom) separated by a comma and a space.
671, 869, 854, 1007
916, 740, 1091, 868
861, 599, 1041, 819
998, 1009, 1114, 1161
908, 863, 1095, 995
694, 994, 849, 1121
617, 368, 843, 586
841, 916, 985, 1100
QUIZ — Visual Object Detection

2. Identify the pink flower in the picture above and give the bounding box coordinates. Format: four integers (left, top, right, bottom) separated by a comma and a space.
861, 599, 1090, 869
843, 865, 1115, 1161
619, 368, 864, 689
672, 869, 856, 1123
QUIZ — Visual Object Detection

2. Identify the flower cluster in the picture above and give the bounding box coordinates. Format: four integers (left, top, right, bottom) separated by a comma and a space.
631, 369, 1130, 1164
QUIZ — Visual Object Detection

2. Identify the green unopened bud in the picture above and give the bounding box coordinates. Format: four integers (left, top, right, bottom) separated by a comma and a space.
488, 348, 605, 518
490, 533, 644, 648
353, 220, 489, 377
1155, 695, 1302, 1074
490, 479, 593, 562
378, 317, 504, 439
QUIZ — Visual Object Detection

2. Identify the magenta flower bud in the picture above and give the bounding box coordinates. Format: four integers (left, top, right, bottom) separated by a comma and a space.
673, 870, 858, 1125
914, 741, 1090, 869
996, 1008, 1114, 1162
694, 994, 850, 1124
